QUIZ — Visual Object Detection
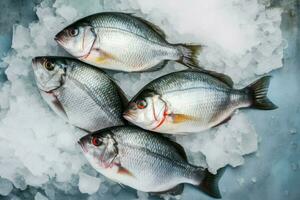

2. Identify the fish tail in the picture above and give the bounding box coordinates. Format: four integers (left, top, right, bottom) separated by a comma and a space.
176, 44, 203, 69
244, 76, 278, 110
196, 167, 225, 199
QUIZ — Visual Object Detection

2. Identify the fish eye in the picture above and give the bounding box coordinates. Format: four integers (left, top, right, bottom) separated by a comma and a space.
91, 137, 102, 147
68, 28, 79, 37
137, 100, 147, 109
44, 60, 55, 71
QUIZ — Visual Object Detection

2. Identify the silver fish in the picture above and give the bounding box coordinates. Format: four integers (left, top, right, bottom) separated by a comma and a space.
78, 126, 224, 198
32, 56, 126, 132
55, 12, 201, 72
123, 70, 277, 134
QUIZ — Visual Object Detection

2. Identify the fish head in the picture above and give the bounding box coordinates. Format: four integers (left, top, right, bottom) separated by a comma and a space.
78, 132, 118, 168
32, 56, 67, 92
123, 90, 167, 130
55, 22, 96, 58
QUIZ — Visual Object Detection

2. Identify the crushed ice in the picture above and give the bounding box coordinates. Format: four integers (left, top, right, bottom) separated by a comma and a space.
0, 0, 283, 198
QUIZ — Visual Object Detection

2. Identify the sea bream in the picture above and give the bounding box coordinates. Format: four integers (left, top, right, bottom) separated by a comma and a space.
32, 56, 126, 132
78, 126, 224, 198
123, 70, 277, 134
55, 12, 201, 72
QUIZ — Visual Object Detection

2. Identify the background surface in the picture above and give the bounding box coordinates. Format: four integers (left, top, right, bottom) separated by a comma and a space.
0, 0, 299, 199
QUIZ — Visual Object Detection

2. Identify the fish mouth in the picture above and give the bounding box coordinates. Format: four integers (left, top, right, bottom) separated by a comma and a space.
123, 111, 135, 121
78, 140, 88, 153
32, 57, 43, 67
54, 35, 64, 45
54, 31, 66, 46
32, 57, 37, 65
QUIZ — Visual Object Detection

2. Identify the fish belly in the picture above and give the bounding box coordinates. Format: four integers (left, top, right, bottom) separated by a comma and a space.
98, 146, 190, 192
158, 88, 237, 134
83, 28, 177, 72
54, 79, 121, 132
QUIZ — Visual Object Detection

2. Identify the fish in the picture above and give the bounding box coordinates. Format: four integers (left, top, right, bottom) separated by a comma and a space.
123, 70, 277, 134
78, 125, 224, 198
55, 12, 202, 72
32, 56, 126, 132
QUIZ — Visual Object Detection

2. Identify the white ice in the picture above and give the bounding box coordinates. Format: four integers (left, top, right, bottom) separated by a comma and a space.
78, 173, 101, 194
0, 177, 13, 196
0, 0, 283, 198
35, 192, 49, 200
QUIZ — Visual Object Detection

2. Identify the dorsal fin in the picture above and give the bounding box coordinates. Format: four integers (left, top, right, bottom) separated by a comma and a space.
129, 14, 167, 39
207, 70, 233, 87
187, 69, 233, 87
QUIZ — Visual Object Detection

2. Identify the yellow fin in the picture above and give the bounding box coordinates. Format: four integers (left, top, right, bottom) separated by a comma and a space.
91, 49, 115, 64
172, 114, 196, 123
117, 166, 134, 177
95, 56, 108, 63
96, 53, 113, 63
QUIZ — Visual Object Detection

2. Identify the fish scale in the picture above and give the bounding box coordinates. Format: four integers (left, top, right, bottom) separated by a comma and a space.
125, 70, 277, 134
55, 12, 202, 72
93, 27, 176, 71
145, 71, 237, 132
68, 65, 122, 122
87, 12, 166, 43
117, 146, 191, 191
112, 127, 186, 162
32, 57, 125, 132
79, 126, 218, 195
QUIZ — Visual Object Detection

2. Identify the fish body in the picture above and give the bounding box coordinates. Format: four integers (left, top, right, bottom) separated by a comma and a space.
55, 12, 201, 72
32, 57, 125, 132
78, 126, 223, 198
124, 70, 277, 134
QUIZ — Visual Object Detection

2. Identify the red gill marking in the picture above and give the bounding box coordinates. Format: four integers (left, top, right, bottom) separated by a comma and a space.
152, 99, 158, 121
77, 34, 97, 60
78, 52, 90, 60
99, 158, 120, 169
99, 154, 111, 169
152, 106, 168, 131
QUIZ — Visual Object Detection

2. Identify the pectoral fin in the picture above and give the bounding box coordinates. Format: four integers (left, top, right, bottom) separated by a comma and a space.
40, 91, 68, 120
88, 48, 116, 64
171, 114, 196, 123
117, 166, 134, 177
96, 51, 115, 63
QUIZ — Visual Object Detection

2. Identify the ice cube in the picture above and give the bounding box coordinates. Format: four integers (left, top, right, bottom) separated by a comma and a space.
78, 173, 101, 194
11, 25, 31, 50
0, 178, 13, 196
56, 5, 78, 21
136, 191, 149, 200
34, 192, 48, 200
0, 0, 283, 198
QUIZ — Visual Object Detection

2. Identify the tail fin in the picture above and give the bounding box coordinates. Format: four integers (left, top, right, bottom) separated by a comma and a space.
176, 44, 202, 69
198, 168, 225, 199
245, 76, 278, 110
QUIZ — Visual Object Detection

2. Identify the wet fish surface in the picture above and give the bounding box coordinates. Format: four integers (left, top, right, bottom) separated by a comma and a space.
32, 56, 126, 132
78, 126, 224, 198
55, 12, 201, 72
124, 70, 277, 134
